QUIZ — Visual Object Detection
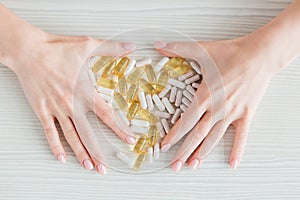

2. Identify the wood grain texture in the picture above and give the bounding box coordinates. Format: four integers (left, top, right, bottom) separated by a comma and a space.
1, 0, 300, 199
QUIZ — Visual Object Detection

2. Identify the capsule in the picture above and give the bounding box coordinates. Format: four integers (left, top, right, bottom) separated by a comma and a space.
164, 57, 185, 71
118, 76, 128, 95
156, 71, 169, 92
126, 84, 138, 102
138, 109, 159, 124
139, 78, 155, 94
169, 64, 190, 78
145, 64, 157, 83
102, 59, 117, 78
148, 125, 157, 146
91, 56, 112, 73
113, 57, 129, 77
133, 153, 147, 171
127, 67, 145, 84
114, 92, 128, 110
127, 101, 140, 120
133, 136, 148, 153
97, 77, 117, 89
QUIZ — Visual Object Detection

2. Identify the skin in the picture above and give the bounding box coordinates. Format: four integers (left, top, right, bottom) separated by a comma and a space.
0, 3, 137, 175
155, 0, 300, 172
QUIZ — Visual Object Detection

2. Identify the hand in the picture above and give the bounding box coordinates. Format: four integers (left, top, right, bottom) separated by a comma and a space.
6, 30, 136, 174
154, 36, 276, 172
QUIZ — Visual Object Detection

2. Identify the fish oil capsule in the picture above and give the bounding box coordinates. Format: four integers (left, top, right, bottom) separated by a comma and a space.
114, 92, 128, 110
139, 78, 155, 94
164, 57, 185, 71
148, 125, 157, 146
91, 56, 111, 73
169, 64, 190, 78
127, 67, 145, 84
102, 59, 117, 78
97, 77, 117, 89
133, 136, 147, 153
145, 64, 157, 83
156, 71, 169, 92
126, 84, 138, 102
127, 101, 140, 120
118, 76, 128, 95
138, 109, 159, 124
113, 57, 130, 77
133, 153, 147, 171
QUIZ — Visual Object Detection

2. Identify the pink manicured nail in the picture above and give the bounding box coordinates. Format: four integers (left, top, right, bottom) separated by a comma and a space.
154, 41, 167, 49
230, 159, 239, 169
97, 164, 107, 175
172, 161, 183, 173
161, 143, 171, 152
125, 136, 136, 145
188, 159, 199, 170
57, 154, 66, 164
83, 159, 94, 170
122, 42, 136, 51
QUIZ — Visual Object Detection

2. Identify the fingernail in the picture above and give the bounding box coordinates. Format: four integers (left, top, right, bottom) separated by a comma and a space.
125, 136, 136, 145
188, 159, 199, 170
172, 161, 183, 173
154, 41, 167, 49
122, 42, 136, 51
57, 154, 66, 164
230, 159, 239, 169
97, 164, 107, 175
161, 143, 171, 152
83, 159, 94, 170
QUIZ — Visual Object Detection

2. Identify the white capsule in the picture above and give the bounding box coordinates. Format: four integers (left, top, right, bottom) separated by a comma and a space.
158, 84, 171, 98
88, 56, 101, 69
136, 58, 152, 67
168, 78, 186, 89
131, 119, 149, 127
169, 87, 177, 103
162, 97, 175, 114
152, 94, 165, 111
180, 104, 187, 112
138, 91, 147, 109
192, 82, 200, 89
124, 59, 136, 76
156, 122, 166, 138
186, 85, 196, 95
154, 143, 160, 160
146, 94, 154, 110
97, 87, 114, 96
185, 74, 200, 85
116, 151, 135, 168
154, 110, 171, 119
182, 97, 191, 107
117, 110, 130, 126
161, 119, 170, 133
189, 60, 201, 74
183, 90, 194, 102
154, 57, 169, 72
89, 70, 97, 86
99, 93, 113, 104
147, 147, 154, 163
131, 125, 148, 134
175, 90, 183, 107
178, 71, 194, 81
171, 109, 182, 124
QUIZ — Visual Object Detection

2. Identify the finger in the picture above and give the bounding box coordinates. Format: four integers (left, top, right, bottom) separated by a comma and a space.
58, 116, 94, 171
171, 113, 215, 172
73, 114, 108, 175
188, 120, 230, 170
40, 114, 66, 163
229, 118, 251, 169
92, 40, 136, 57
92, 92, 136, 145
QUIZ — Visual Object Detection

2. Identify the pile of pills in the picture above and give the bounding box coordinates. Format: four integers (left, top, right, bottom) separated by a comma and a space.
88, 56, 202, 171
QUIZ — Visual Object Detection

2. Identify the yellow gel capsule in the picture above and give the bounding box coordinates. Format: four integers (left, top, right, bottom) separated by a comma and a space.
127, 67, 145, 84
126, 84, 138, 102
133, 152, 147, 171
145, 64, 156, 83
113, 57, 129, 77
127, 101, 140, 120
91, 56, 112, 73
138, 109, 159, 124
118, 76, 128, 95
164, 57, 185, 71
133, 136, 147, 153
97, 77, 117, 89
139, 78, 155, 94
169, 64, 190, 78
114, 92, 128, 110
156, 71, 169, 92
102, 59, 117, 78
148, 125, 157, 146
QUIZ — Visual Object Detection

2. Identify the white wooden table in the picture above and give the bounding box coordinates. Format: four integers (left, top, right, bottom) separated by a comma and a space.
1, 0, 300, 199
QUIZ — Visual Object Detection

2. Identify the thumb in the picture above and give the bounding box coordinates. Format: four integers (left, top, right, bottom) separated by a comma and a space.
92, 40, 136, 57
